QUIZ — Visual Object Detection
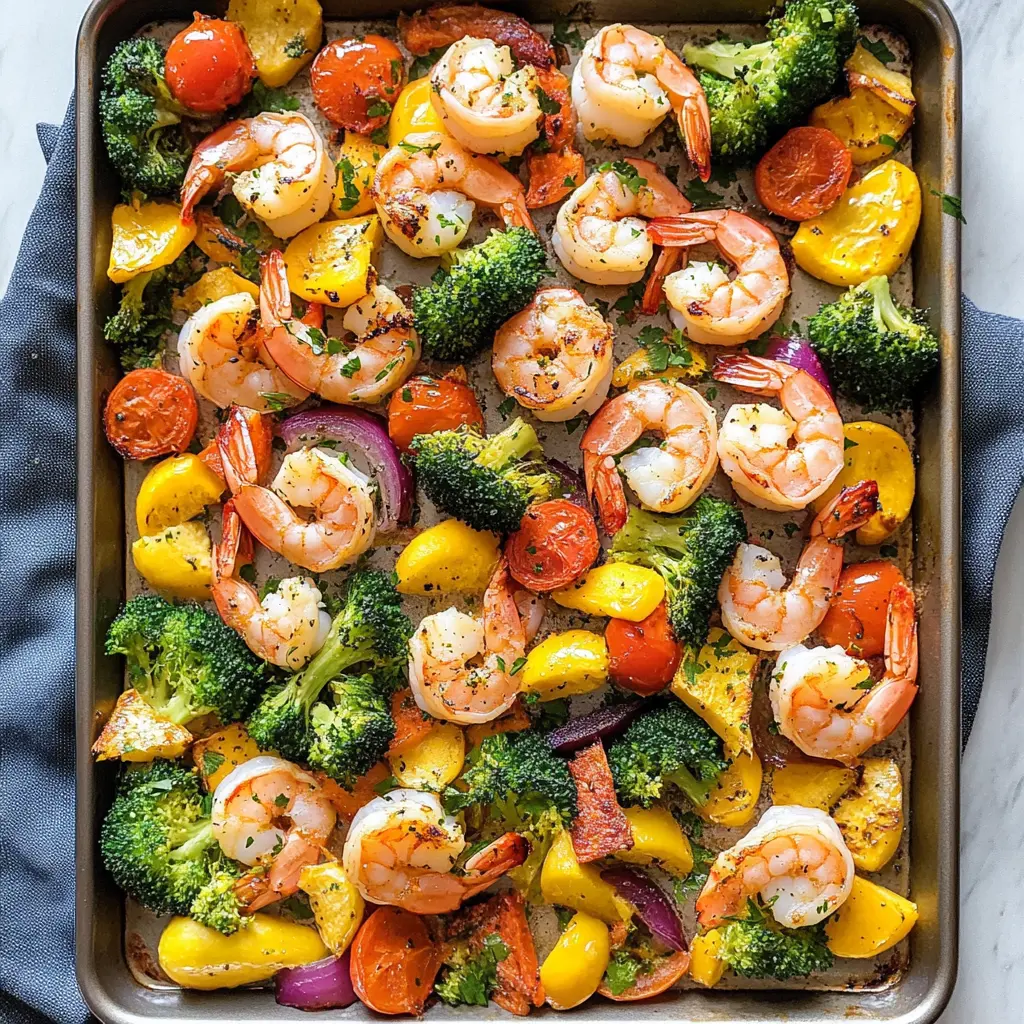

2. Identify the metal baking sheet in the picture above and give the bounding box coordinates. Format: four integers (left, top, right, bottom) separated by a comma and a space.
75, 1, 961, 1021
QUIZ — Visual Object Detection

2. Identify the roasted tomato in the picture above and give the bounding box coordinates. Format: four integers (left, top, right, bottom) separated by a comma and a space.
165, 13, 256, 115
104, 369, 198, 460
754, 126, 853, 221
387, 371, 484, 453
818, 560, 909, 658
311, 35, 405, 133
506, 499, 600, 592
605, 602, 682, 695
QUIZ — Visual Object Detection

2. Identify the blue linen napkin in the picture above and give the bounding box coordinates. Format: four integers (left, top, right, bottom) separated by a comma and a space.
0, 101, 1007, 1023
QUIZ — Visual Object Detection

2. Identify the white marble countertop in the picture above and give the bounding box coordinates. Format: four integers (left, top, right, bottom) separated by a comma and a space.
1, 1, 1021, 1020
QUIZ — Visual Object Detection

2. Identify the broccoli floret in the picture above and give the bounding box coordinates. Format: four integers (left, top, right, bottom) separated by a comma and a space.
99, 38, 193, 195
99, 761, 246, 932
684, 0, 858, 163
413, 228, 549, 361
410, 418, 558, 533
104, 246, 202, 370
307, 675, 396, 786
105, 596, 265, 727
606, 701, 728, 808
717, 899, 834, 979
807, 275, 940, 412
610, 497, 747, 648
247, 571, 411, 761
435, 934, 510, 1007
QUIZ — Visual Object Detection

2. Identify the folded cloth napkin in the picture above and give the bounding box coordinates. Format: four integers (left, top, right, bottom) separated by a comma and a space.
0, 100, 1010, 1023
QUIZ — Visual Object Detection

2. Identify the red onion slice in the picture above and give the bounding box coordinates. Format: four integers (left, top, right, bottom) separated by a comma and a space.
763, 335, 832, 395
601, 865, 687, 952
275, 951, 357, 1010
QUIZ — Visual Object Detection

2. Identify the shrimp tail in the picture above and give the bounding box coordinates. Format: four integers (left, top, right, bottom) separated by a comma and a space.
217, 405, 275, 493
214, 499, 254, 584
179, 119, 257, 224
647, 214, 718, 248
259, 250, 292, 327
484, 558, 527, 655
463, 833, 529, 891
641, 246, 683, 315
712, 353, 789, 393
583, 452, 629, 535
502, 195, 537, 232
884, 581, 919, 684
813, 480, 880, 541
526, 147, 586, 209
679, 97, 713, 183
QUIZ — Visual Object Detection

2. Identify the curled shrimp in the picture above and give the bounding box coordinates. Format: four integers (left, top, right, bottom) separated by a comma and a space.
581, 380, 719, 534
371, 131, 534, 258
696, 805, 854, 929
430, 37, 542, 157
771, 582, 919, 765
408, 558, 525, 725
258, 251, 420, 405
218, 405, 377, 573
553, 159, 691, 286
212, 756, 337, 912
180, 112, 334, 239
571, 24, 711, 177
645, 211, 790, 344
342, 789, 528, 914
713, 353, 845, 511
718, 480, 880, 652
212, 499, 331, 670
398, 4, 585, 208
492, 287, 614, 422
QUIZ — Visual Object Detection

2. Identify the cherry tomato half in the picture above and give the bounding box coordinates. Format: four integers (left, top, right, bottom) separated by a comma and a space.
387, 372, 484, 453
754, 126, 853, 221
818, 560, 908, 657
104, 369, 198, 460
350, 907, 443, 1015
506, 499, 600, 592
165, 13, 256, 115
605, 602, 682, 696
311, 35, 405, 133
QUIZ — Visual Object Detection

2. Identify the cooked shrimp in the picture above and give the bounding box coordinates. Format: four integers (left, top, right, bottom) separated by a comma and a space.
771, 582, 919, 764
580, 380, 719, 533
718, 480, 879, 652
180, 112, 334, 239
408, 559, 525, 724
646, 211, 790, 345
430, 37, 542, 157
218, 405, 377, 572
514, 588, 547, 644
212, 499, 331, 670
553, 159, 691, 286
492, 287, 614, 422
176, 290, 310, 412
696, 805, 854, 929
713, 354, 844, 511
571, 24, 711, 177
398, 4, 585, 208
212, 756, 336, 912
342, 789, 528, 913
372, 131, 534, 258
258, 251, 420, 405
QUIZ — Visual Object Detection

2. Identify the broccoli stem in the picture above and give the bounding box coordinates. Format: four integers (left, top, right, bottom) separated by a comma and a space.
477, 419, 541, 472
167, 821, 218, 860
290, 613, 371, 708
864, 276, 918, 336
684, 40, 774, 79
667, 767, 713, 807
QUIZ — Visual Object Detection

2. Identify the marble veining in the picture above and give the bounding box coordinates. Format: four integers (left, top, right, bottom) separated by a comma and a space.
0, 1, 1021, 1020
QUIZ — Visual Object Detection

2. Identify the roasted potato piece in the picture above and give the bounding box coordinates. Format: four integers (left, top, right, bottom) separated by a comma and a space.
193, 722, 266, 792
173, 267, 259, 315
521, 630, 609, 700
810, 89, 913, 166
771, 762, 857, 812
131, 521, 213, 601
825, 876, 918, 958
227, 0, 322, 88
91, 688, 193, 762
107, 201, 196, 283
387, 721, 465, 792
283, 215, 382, 307
845, 42, 916, 117
832, 757, 904, 872
696, 751, 762, 828
395, 519, 500, 595
298, 860, 365, 955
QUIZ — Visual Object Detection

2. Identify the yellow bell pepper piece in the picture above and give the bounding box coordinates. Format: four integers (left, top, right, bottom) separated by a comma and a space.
283, 215, 382, 307
333, 133, 385, 219
193, 723, 267, 792
387, 721, 465, 792
551, 563, 665, 621
540, 912, 610, 1010
135, 454, 225, 537
226, 0, 322, 88
389, 77, 446, 146
131, 521, 213, 602
845, 42, 916, 118
770, 762, 857, 812
613, 805, 693, 877
395, 519, 500, 595
810, 88, 913, 166
825, 876, 918, 958
540, 831, 633, 925
612, 341, 708, 388
91, 688, 193, 762
688, 929, 725, 987
696, 751, 762, 828
792, 160, 921, 287
831, 757, 903, 873
157, 914, 328, 990
107, 201, 196, 284
520, 630, 609, 700
173, 267, 259, 315
811, 421, 915, 545
298, 861, 365, 956
671, 627, 758, 757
